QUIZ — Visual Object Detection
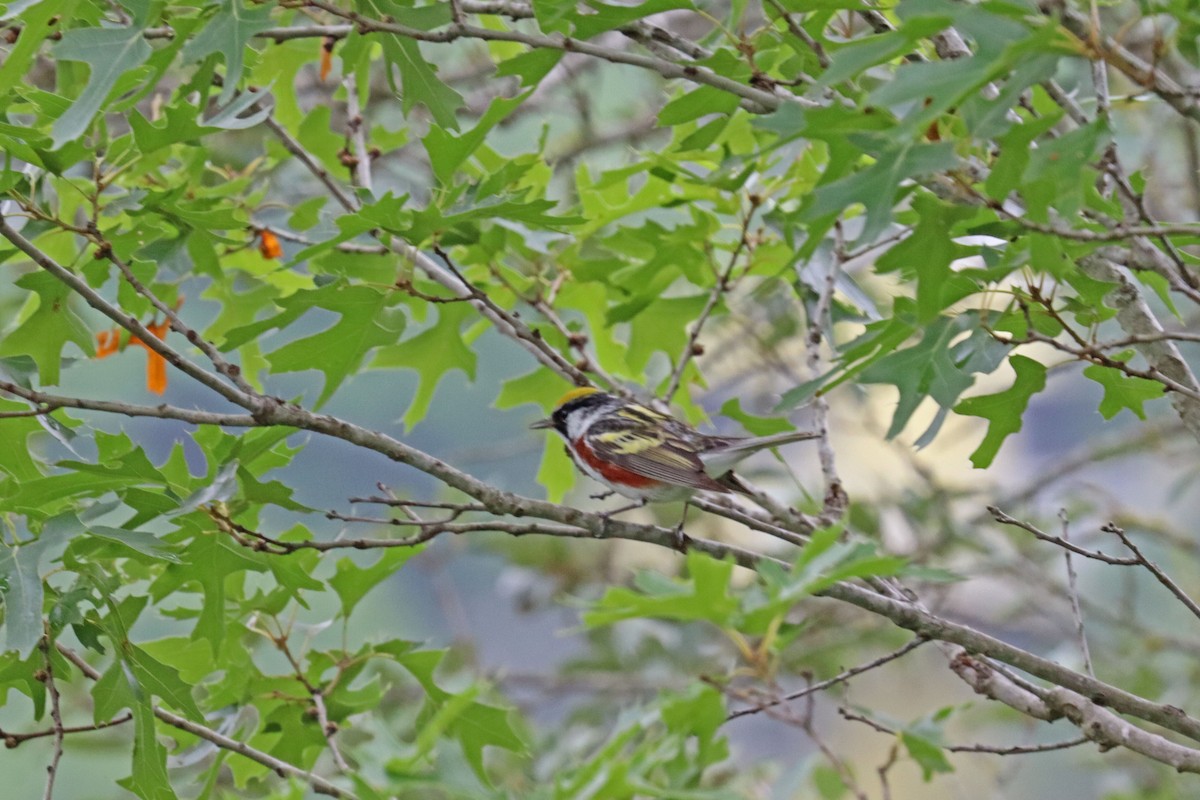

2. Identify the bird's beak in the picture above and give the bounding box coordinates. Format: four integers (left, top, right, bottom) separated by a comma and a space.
529, 418, 554, 430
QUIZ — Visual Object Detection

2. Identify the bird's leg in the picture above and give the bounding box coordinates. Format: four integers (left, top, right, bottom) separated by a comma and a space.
589, 490, 615, 501
673, 501, 692, 552
597, 498, 647, 525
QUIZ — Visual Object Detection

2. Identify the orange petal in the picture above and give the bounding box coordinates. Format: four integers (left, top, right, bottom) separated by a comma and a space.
146, 350, 167, 395
259, 229, 283, 259
96, 329, 120, 358
320, 38, 334, 82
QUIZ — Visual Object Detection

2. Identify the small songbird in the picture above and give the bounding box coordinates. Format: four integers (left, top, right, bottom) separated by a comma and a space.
530, 387, 817, 517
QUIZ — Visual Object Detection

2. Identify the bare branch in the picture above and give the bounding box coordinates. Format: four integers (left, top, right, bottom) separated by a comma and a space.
839, 707, 1089, 756
663, 199, 759, 403
0, 382, 259, 427
1104, 523, 1200, 623
304, 0, 809, 113
0, 213, 256, 411
1058, 510, 1094, 678
1036, 0, 1200, 125
988, 507, 1137, 565
343, 72, 373, 193
1, 713, 133, 747
808, 220, 848, 521
953, 652, 1200, 772
726, 637, 927, 720
39, 637, 65, 800
764, 0, 829, 68
103, 248, 256, 395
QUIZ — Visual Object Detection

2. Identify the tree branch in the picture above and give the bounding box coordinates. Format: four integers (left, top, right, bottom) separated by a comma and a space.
726, 636, 927, 720
304, 0, 809, 113
0, 212, 257, 411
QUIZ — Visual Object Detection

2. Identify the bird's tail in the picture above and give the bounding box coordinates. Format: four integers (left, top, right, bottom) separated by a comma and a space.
701, 429, 819, 475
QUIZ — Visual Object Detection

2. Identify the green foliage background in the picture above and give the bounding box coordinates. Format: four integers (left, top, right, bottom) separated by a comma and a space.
2, 0, 1200, 797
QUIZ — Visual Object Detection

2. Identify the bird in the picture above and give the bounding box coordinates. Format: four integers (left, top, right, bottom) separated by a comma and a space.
530, 387, 817, 543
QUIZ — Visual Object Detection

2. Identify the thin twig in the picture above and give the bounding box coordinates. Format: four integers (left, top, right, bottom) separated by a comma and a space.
266, 622, 352, 773
988, 507, 1137, 565
2, 713, 133, 747
40, 637, 65, 800
726, 637, 927, 720
1104, 523, 1200, 622
0, 382, 259, 427
305, 0, 805, 113
260, 113, 592, 384
104, 248, 257, 395
794, 683, 869, 800
264, 116, 359, 213
1059, 510, 1094, 678
0, 407, 54, 419
808, 220, 847, 521
252, 224, 387, 253
839, 707, 1090, 755
0, 213, 255, 410
663, 199, 761, 402
764, 0, 829, 68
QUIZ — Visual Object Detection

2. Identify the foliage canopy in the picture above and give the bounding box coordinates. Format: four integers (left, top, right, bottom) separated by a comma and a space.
3, 0, 1200, 797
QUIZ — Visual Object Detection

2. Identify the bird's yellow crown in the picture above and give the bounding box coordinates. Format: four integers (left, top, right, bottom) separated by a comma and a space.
555, 386, 603, 408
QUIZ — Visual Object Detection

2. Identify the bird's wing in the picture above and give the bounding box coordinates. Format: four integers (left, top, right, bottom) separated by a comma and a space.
584, 409, 731, 493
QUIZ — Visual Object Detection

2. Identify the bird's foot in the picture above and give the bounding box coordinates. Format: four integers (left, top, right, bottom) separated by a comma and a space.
673, 502, 692, 552
590, 490, 615, 501
597, 499, 647, 528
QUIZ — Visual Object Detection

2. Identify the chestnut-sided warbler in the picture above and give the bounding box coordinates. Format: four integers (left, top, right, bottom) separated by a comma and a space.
530, 387, 817, 505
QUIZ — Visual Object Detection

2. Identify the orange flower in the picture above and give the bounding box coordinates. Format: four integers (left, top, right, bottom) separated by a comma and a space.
320, 36, 335, 82
131, 320, 170, 395
94, 320, 171, 395
258, 229, 283, 259
95, 329, 120, 358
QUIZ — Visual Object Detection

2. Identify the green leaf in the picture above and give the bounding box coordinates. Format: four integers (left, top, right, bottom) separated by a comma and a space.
96, 661, 179, 800
0, 539, 50, 656
224, 282, 407, 408
901, 730, 954, 781
955, 354, 1047, 468
393, 648, 526, 784
0, 397, 48, 482
858, 315, 976, 443
177, 533, 264, 655
658, 86, 740, 126
174, 459, 240, 515
86, 526, 183, 563
371, 303, 477, 429
424, 92, 532, 184
495, 47, 564, 87
358, 0, 464, 130
1083, 358, 1166, 420
717, 397, 794, 435
51, 24, 153, 147
877, 195, 977, 322
181, 0, 275, 106
0, 272, 94, 385
0, 0, 65, 98
573, 0, 694, 38
584, 551, 739, 627
330, 546, 424, 618
801, 141, 958, 243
